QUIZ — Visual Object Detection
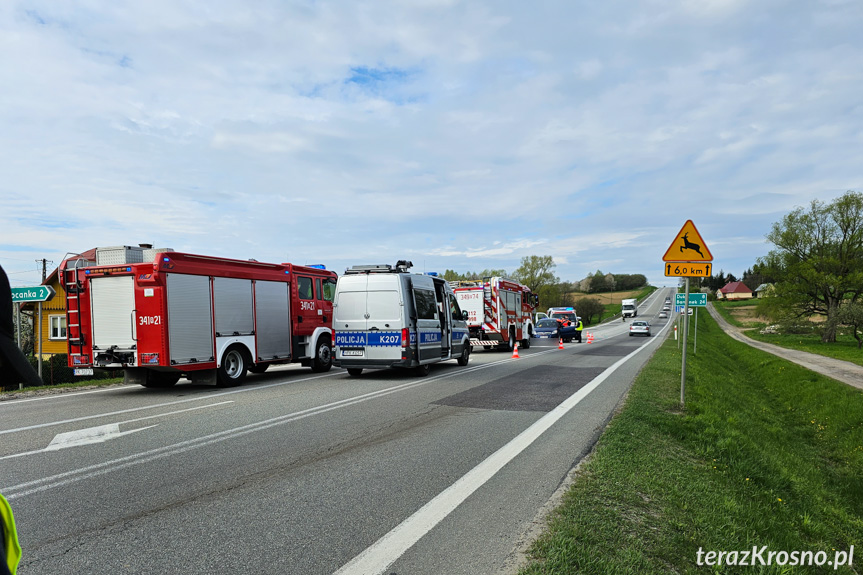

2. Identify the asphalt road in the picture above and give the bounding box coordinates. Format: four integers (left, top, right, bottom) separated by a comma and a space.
1, 288, 676, 575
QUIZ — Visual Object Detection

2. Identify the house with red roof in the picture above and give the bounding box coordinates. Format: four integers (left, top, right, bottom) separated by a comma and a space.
717, 281, 754, 301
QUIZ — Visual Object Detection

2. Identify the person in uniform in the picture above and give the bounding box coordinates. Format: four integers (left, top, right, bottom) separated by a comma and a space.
575, 317, 584, 343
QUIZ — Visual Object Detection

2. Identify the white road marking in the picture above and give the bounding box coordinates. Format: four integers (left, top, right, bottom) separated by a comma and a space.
0, 372, 336, 435
0, 401, 235, 461
45, 424, 157, 451
334, 325, 670, 575
1, 351, 559, 499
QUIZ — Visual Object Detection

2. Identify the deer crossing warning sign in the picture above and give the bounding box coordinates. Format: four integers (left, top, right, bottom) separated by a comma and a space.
662, 220, 713, 262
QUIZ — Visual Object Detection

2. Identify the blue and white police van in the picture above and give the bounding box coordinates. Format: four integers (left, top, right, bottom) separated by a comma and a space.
333, 261, 471, 376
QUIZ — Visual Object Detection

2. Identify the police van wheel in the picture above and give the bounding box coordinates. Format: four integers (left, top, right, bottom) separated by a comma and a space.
347, 368, 363, 377
457, 345, 470, 366
217, 346, 247, 387
415, 364, 431, 377
311, 336, 333, 373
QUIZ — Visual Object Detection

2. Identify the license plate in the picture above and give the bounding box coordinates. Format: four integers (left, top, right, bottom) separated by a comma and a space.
342, 349, 364, 357
74, 368, 94, 376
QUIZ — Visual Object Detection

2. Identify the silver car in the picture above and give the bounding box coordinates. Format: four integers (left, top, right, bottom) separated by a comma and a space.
629, 320, 651, 337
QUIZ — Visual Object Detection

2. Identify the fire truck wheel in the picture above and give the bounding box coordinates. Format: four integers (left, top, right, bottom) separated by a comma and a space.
347, 368, 363, 377
457, 345, 470, 366
249, 364, 269, 374
217, 345, 248, 387
311, 336, 333, 372
521, 337, 531, 349
415, 363, 431, 377
507, 329, 516, 351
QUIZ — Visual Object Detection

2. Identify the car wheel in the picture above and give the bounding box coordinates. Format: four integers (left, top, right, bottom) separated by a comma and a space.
347, 368, 363, 377
217, 345, 248, 387
415, 363, 431, 377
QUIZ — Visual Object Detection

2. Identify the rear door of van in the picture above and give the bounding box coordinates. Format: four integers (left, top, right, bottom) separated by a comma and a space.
334, 275, 368, 360
410, 275, 442, 362
364, 274, 404, 363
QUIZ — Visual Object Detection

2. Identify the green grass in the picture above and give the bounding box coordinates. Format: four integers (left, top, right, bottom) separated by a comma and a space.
520, 310, 863, 574
747, 331, 863, 368
1, 377, 123, 395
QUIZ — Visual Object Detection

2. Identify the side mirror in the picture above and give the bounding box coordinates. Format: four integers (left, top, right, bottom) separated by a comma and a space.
462, 310, 470, 321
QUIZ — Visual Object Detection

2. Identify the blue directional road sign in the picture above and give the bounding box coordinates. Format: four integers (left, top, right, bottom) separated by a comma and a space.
675, 293, 706, 307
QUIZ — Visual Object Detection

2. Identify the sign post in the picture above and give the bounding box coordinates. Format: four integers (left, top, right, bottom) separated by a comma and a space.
662, 220, 713, 407
11, 286, 55, 386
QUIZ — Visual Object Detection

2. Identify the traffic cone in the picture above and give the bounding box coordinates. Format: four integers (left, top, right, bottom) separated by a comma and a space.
587, 332, 594, 344
558, 338, 564, 350
512, 342, 520, 359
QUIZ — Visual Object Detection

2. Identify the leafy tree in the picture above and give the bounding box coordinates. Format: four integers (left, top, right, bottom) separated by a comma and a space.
838, 302, 863, 349
759, 190, 863, 342
589, 270, 610, 294
512, 256, 559, 293
577, 297, 604, 324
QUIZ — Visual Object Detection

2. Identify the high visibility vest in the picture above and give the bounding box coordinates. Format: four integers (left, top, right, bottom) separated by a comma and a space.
576, 321, 584, 331
0, 494, 21, 575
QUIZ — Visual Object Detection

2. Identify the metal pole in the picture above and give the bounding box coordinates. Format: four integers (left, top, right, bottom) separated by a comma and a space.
681, 277, 690, 407
694, 307, 698, 354
16, 302, 21, 348
37, 301, 43, 384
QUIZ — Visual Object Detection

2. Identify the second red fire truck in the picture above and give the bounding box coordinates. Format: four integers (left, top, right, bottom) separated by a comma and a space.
61, 249, 337, 388
451, 276, 538, 350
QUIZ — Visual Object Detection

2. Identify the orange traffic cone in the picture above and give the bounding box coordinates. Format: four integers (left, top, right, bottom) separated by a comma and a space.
587, 332, 594, 344
512, 342, 520, 359
558, 339, 564, 350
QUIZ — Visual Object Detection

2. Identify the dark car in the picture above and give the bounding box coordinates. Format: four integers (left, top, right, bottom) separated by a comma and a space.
534, 318, 561, 340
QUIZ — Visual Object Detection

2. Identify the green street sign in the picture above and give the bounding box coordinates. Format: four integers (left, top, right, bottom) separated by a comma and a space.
11, 285, 56, 303
675, 293, 706, 307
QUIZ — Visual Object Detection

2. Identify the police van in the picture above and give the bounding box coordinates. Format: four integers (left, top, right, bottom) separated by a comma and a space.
333, 261, 471, 376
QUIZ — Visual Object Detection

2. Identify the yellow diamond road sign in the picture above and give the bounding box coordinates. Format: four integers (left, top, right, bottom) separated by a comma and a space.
662, 220, 713, 262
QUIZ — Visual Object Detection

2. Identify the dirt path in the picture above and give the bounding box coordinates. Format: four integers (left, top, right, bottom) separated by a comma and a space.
707, 304, 863, 391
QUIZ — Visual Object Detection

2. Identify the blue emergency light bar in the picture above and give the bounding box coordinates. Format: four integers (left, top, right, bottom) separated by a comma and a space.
307, 264, 327, 269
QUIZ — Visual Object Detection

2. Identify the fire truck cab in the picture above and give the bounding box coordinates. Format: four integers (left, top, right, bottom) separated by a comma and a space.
61, 250, 337, 388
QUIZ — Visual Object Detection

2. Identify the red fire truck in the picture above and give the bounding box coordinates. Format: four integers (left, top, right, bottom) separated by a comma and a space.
451, 277, 538, 350
60, 250, 337, 388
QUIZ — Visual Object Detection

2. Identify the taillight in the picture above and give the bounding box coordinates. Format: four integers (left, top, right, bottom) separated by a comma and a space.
401, 328, 409, 347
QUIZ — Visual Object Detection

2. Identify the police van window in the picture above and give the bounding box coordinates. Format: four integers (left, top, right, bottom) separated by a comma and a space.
298, 277, 314, 300
450, 295, 463, 318
414, 289, 437, 320
321, 278, 336, 302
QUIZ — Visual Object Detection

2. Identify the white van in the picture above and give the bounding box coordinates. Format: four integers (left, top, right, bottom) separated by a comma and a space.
333, 261, 471, 376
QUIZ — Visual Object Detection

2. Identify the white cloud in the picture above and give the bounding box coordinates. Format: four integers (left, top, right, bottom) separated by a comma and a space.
1, 0, 861, 288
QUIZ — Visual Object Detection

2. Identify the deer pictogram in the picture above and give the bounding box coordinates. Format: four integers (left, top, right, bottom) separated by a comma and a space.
680, 232, 704, 257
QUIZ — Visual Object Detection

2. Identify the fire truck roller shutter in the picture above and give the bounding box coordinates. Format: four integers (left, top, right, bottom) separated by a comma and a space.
254, 280, 291, 360
213, 278, 254, 336
90, 275, 136, 350
167, 274, 214, 364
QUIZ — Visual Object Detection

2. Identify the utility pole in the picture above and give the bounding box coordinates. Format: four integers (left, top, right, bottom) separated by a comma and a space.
35, 258, 52, 381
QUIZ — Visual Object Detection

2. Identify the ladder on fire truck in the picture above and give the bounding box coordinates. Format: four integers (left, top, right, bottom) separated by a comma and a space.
62, 256, 89, 363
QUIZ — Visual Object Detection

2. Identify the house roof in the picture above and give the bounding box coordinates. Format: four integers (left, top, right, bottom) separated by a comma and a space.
754, 283, 773, 292
20, 248, 97, 311
719, 281, 753, 294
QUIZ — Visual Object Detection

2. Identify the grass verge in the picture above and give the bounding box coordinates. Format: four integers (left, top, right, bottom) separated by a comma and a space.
520, 308, 863, 574
1, 377, 124, 397
747, 331, 863, 368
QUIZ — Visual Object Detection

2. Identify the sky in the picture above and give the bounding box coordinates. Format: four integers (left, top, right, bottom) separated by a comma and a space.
2, 0, 861, 290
